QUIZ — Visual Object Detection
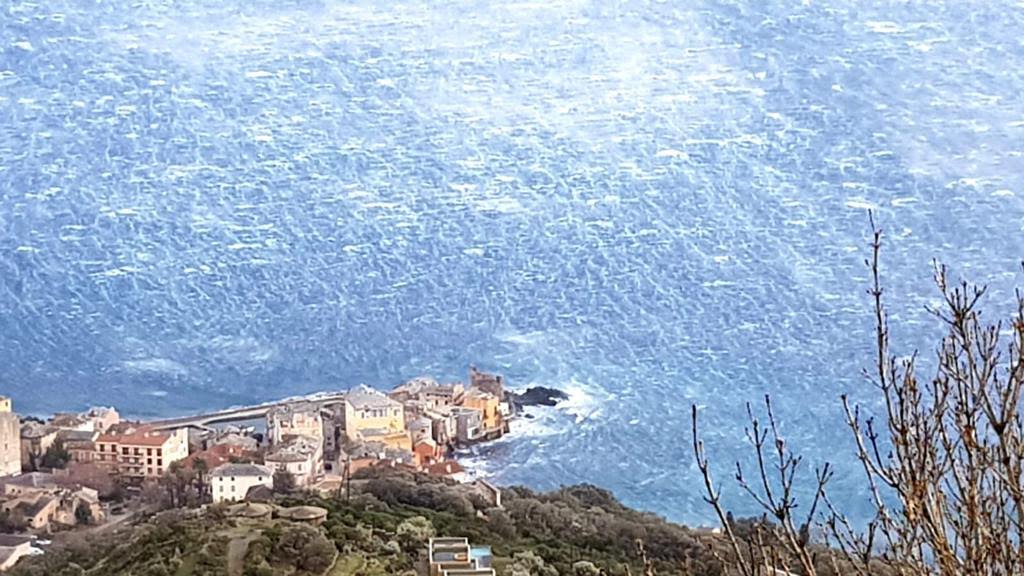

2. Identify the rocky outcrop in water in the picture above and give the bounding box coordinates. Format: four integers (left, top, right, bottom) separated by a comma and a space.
508, 386, 569, 410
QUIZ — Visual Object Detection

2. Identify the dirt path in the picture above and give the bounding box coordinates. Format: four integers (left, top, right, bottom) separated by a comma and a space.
226, 535, 257, 576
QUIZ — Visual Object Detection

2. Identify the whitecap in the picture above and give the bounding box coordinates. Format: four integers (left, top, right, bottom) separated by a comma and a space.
844, 198, 877, 210
119, 358, 188, 377
655, 149, 689, 159
865, 21, 903, 34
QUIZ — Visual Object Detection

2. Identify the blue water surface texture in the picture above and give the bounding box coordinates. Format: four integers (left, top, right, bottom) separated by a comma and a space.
2, 0, 1023, 524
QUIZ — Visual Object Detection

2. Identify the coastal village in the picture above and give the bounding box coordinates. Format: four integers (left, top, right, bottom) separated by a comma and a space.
0, 367, 517, 571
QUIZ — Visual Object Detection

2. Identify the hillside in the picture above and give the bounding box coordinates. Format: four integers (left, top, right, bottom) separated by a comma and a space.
6, 470, 854, 576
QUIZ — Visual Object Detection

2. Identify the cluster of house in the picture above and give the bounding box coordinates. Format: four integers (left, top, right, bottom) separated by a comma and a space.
428, 537, 495, 576
0, 472, 104, 532
1, 401, 119, 524
0, 367, 513, 523
205, 367, 512, 503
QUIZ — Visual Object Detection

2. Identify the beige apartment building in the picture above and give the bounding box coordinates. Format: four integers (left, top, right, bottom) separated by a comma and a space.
266, 403, 324, 446
94, 427, 188, 481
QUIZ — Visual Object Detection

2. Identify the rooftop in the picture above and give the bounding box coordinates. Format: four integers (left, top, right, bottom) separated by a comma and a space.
57, 429, 99, 443
266, 435, 319, 462
211, 463, 272, 478
278, 505, 328, 521
424, 460, 465, 477
408, 417, 432, 431
84, 406, 118, 418
10, 494, 56, 518
97, 427, 179, 447
227, 502, 273, 519
268, 402, 322, 420
347, 385, 401, 410
3, 472, 57, 489
181, 443, 254, 469
463, 388, 497, 401
50, 413, 89, 428
19, 422, 55, 439
391, 376, 439, 394
0, 534, 33, 548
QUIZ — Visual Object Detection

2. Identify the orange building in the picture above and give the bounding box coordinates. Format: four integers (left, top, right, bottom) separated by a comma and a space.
460, 389, 502, 433
93, 427, 188, 482
413, 438, 442, 468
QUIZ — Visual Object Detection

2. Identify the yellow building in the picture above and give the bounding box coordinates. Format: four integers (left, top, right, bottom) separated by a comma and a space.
344, 386, 410, 450
461, 389, 502, 434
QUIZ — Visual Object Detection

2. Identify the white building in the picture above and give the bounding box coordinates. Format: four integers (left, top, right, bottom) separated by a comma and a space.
210, 463, 274, 503
264, 435, 321, 487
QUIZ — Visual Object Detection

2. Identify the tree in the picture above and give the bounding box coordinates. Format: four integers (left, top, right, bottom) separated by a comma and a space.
74, 503, 93, 526
66, 462, 117, 499
692, 217, 1024, 576
508, 551, 559, 576
395, 516, 435, 553
270, 524, 335, 574
191, 459, 209, 504
159, 462, 197, 509
41, 440, 71, 470
272, 467, 295, 494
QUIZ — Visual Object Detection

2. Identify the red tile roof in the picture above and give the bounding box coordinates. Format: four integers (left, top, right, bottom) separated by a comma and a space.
181, 444, 254, 469
96, 427, 176, 447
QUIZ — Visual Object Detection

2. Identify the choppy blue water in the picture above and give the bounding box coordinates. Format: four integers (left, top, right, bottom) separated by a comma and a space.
2, 0, 1023, 524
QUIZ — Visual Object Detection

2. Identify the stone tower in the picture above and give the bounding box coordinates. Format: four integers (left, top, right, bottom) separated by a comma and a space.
0, 396, 21, 476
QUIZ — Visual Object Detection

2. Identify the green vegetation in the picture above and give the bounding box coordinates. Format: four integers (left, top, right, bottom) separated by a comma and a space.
8, 470, 740, 575
273, 469, 296, 494
41, 440, 71, 470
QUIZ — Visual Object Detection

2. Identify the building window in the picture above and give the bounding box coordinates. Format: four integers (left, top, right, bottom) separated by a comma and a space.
147, 448, 152, 456
147, 458, 152, 465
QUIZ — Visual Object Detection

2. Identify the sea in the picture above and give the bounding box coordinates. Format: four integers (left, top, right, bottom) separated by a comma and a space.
1, 0, 1023, 526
